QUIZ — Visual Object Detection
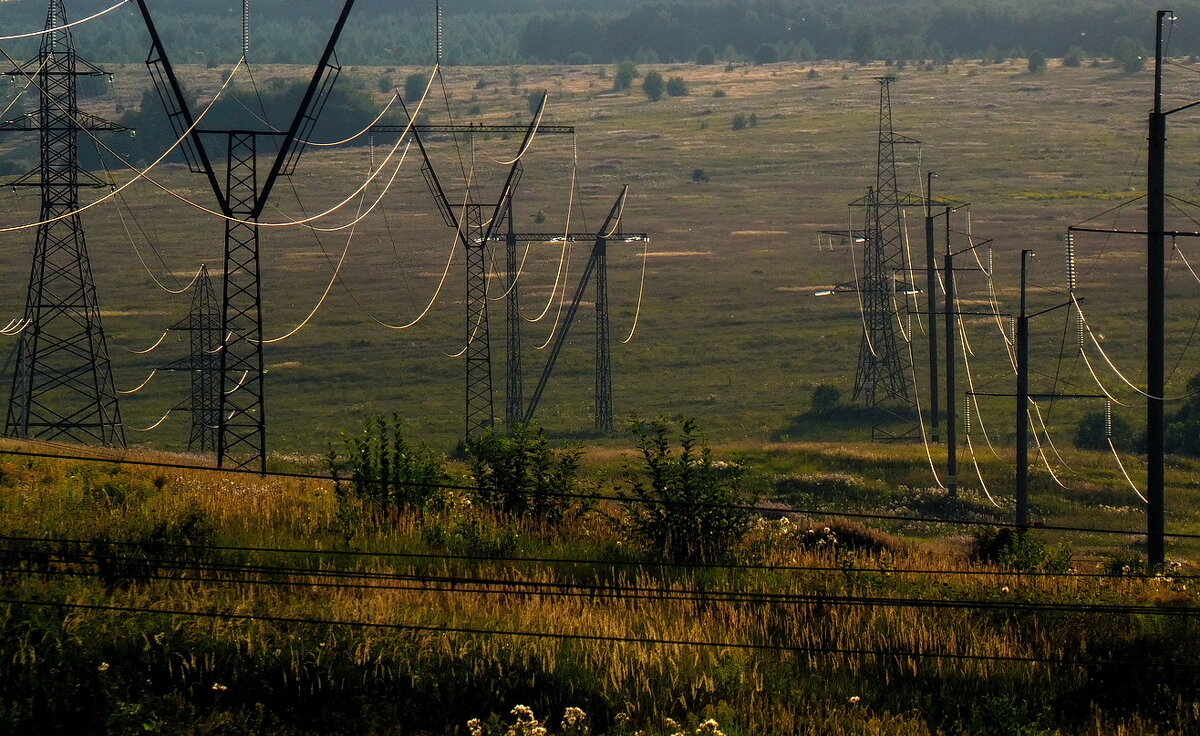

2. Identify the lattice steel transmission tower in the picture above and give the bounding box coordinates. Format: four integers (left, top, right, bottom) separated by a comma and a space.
1, 1, 126, 446
134, 0, 357, 471
162, 265, 221, 453
376, 99, 576, 440
504, 200, 523, 429
852, 76, 917, 412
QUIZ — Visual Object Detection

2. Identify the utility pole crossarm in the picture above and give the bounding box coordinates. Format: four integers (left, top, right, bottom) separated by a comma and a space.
133, 0, 225, 210
486, 233, 649, 243
372, 123, 575, 135
256, 0, 357, 213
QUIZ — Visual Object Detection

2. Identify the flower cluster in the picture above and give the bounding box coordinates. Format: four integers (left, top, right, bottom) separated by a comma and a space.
667, 717, 727, 736
468, 706, 591, 736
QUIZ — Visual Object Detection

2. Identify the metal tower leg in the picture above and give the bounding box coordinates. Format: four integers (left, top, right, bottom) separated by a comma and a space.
5, 1, 123, 447
185, 266, 221, 452
217, 132, 266, 472
465, 204, 494, 439
504, 200, 523, 431
594, 236, 613, 434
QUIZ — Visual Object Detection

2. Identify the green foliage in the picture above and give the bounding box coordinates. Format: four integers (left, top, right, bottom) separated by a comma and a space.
1063, 45, 1085, 67
731, 112, 747, 130
1164, 374, 1200, 456
810, 384, 842, 416
1112, 36, 1146, 73
641, 70, 665, 101
969, 528, 1072, 572
404, 72, 427, 102
1027, 51, 1046, 74
621, 418, 752, 563
665, 76, 688, 97
806, 68, 820, 80
753, 42, 780, 65
712, 89, 727, 98
613, 61, 638, 92
567, 51, 591, 65
695, 45, 716, 65
691, 168, 710, 183
463, 424, 584, 520
1073, 408, 1136, 452
326, 413, 449, 514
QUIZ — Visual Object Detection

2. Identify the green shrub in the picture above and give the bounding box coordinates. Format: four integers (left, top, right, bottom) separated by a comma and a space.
969, 528, 1072, 572
690, 168, 710, 183
810, 384, 841, 416
1027, 51, 1046, 74
695, 45, 716, 65
731, 112, 747, 130
1073, 408, 1136, 452
613, 61, 637, 91
463, 424, 584, 520
1063, 46, 1085, 67
404, 72, 427, 102
326, 413, 449, 514
621, 418, 753, 563
665, 76, 688, 97
641, 70, 664, 101
1113, 37, 1146, 73
753, 43, 780, 65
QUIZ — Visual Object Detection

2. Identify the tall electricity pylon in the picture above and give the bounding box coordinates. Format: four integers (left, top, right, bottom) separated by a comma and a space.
1, 1, 126, 446
852, 76, 917, 412
162, 265, 221, 453
134, 0, 357, 472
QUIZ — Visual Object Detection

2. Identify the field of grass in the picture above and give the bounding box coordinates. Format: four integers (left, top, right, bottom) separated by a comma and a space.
0, 56, 1196, 462
1, 439, 1198, 735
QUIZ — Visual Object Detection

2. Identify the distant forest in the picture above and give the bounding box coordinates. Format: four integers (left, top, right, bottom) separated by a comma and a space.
0, 0, 1196, 66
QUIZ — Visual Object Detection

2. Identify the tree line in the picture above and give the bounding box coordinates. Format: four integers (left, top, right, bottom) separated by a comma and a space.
0, 0, 1194, 67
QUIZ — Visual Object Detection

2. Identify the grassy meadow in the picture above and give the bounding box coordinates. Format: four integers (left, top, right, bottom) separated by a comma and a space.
1, 441, 1199, 734
3, 50, 1200, 734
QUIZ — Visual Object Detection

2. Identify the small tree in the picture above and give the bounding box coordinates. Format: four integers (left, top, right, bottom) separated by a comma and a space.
690, 168, 710, 183
464, 424, 583, 520
731, 112, 747, 130
642, 70, 665, 101
613, 61, 638, 92
326, 414, 449, 514
404, 72, 427, 103
622, 418, 752, 563
1113, 37, 1146, 73
1027, 51, 1046, 74
754, 42, 780, 65
665, 76, 688, 97
1073, 408, 1136, 452
695, 45, 716, 65
1063, 46, 1085, 68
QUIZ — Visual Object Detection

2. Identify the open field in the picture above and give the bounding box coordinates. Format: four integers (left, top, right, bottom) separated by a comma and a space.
2, 56, 1199, 462
1, 441, 1199, 734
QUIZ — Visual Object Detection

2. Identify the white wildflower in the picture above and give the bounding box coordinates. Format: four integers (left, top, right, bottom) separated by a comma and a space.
849, 695, 861, 704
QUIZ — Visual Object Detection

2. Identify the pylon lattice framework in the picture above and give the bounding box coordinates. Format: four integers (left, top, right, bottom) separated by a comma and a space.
1, 0, 126, 447
852, 76, 916, 412
161, 265, 222, 453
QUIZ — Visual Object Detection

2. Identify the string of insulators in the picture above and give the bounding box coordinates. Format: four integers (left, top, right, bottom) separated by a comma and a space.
1105, 399, 1113, 439
1065, 232, 1077, 292
1009, 315, 1016, 341
1076, 309, 1085, 350
242, 0, 250, 59
906, 312, 912, 336
964, 395, 972, 435
435, 2, 443, 64
986, 244, 993, 276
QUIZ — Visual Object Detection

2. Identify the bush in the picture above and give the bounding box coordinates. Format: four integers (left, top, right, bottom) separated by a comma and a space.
665, 76, 688, 97
1113, 37, 1146, 73
1073, 408, 1136, 452
753, 43, 780, 65
1165, 373, 1200, 456
1063, 46, 1085, 67
641, 70, 664, 101
806, 68, 820, 80
613, 61, 637, 91
690, 168, 710, 183
1027, 50, 1046, 74
404, 72, 427, 103
326, 413, 449, 515
566, 51, 591, 66
712, 89, 726, 98
810, 385, 841, 416
969, 528, 1072, 572
695, 45, 716, 65
621, 418, 753, 563
731, 112, 747, 130
463, 424, 584, 520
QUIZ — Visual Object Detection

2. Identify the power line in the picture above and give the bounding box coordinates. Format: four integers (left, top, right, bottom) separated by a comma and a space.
1, 446, 1197, 539
0, 597, 1191, 670
2, 532, 1188, 580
